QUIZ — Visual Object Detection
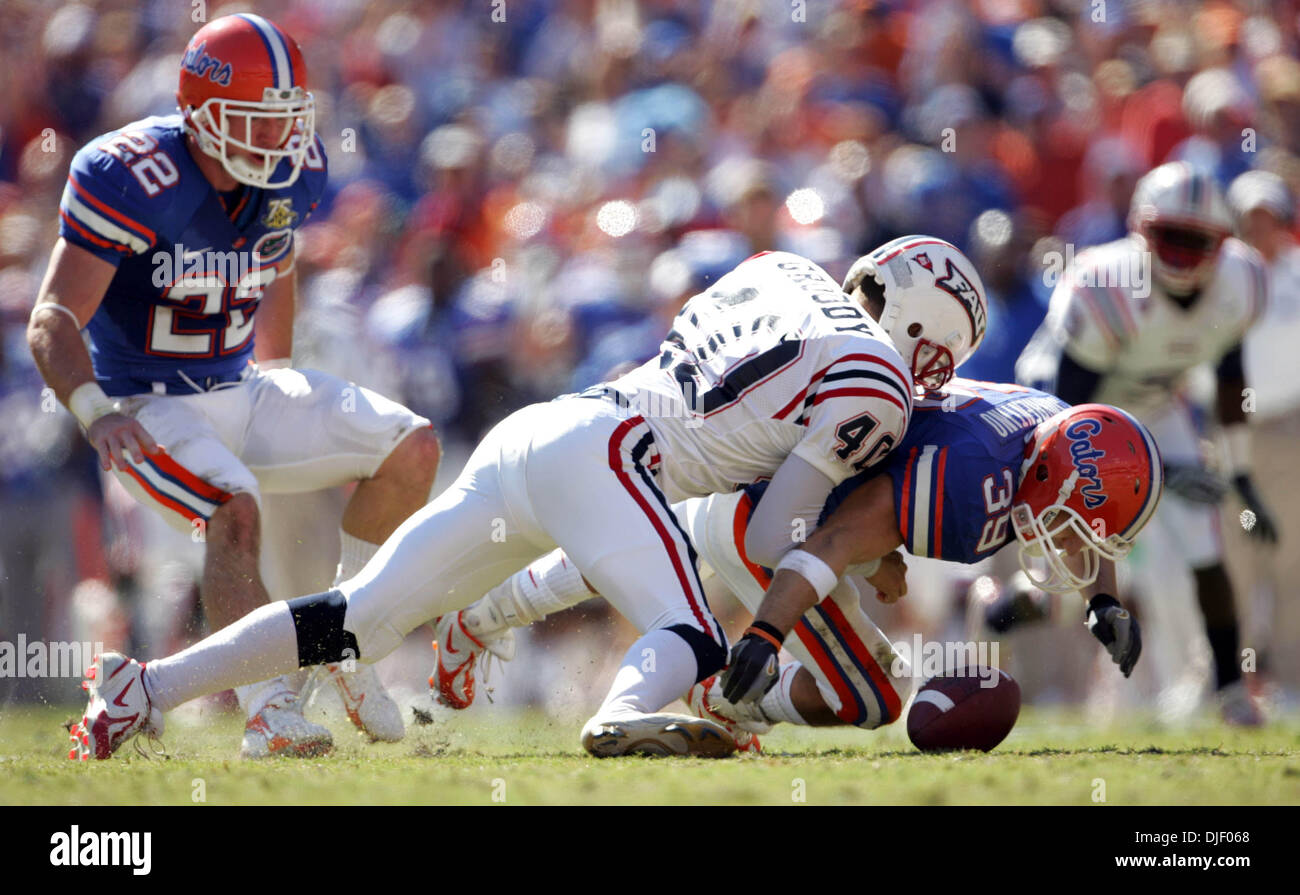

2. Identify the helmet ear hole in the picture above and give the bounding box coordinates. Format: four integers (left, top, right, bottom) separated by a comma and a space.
907, 322, 923, 338
1036, 463, 1049, 483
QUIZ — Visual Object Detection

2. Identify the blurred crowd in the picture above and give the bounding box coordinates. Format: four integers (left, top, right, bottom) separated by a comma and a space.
2, 0, 1299, 718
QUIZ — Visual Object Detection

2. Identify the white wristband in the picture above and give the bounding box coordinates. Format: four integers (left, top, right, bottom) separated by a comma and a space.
257, 358, 292, 370
1222, 423, 1251, 477
68, 381, 118, 428
775, 549, 839, 600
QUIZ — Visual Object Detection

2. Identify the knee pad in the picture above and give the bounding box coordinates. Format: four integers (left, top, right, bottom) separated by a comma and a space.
666, 623, 729, 683
287, 589, 361, 666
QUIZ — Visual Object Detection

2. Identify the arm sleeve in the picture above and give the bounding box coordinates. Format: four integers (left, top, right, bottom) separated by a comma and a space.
744, 452, 837, 569
1216, 343, 1245, 384
1055, 351, 1105, 405
58, 143, 161, 265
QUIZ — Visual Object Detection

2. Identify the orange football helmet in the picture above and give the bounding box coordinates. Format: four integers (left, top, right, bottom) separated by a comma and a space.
177, 14, 315, 189
1011, 403, 1163, 592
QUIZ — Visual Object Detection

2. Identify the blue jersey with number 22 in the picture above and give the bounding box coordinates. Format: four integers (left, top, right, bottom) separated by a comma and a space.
58, 114, 326, 396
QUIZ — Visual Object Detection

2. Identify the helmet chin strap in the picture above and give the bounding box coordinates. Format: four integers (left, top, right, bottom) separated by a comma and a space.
1056, 468, 1079, 503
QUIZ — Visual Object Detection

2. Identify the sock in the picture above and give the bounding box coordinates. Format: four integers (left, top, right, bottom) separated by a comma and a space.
1206, 625, 1242, 690
757, 662, 807, 725
143, 602, 300, 714
463, 549, 593, 640
234, 676, 296, 719
336, 531, 381, 585
595, 628, 699, 718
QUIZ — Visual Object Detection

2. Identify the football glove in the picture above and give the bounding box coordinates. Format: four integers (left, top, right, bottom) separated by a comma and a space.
719, 622, 782, 704
1086, 593, 1141, 677
1163, 463, 1228, 504
1233, 474, 1280, 545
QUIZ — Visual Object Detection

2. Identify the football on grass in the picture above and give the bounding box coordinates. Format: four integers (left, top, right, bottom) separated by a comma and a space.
906, 667, 1020, 752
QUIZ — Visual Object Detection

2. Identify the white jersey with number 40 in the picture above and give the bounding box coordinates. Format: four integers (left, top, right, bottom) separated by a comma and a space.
609, 251, 915, 503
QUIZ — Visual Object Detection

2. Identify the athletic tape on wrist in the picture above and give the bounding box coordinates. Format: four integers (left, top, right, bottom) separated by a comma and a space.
846, 557, 882, 578
1222, 424, 1251, 477
257, 358, 292, 370
775, 549, 838, 600
68, 381, 118, 428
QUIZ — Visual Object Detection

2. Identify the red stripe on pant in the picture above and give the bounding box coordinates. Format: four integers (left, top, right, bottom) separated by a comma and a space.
146, 448, 233, 505
120, 463, 204, 525
817, 597, 903, 723
793, 619, 866, 725
607, 415, 716, 641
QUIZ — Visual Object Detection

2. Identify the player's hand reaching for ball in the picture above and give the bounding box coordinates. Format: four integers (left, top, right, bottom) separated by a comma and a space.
866, 550, 908, 603
720, 621, 782, 704
87, 413, 159, 471
1086, 594, 1141, 677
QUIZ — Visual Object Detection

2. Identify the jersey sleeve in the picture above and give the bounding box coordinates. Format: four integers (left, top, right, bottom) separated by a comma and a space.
791, 345, 913, 485
58, 141, 162, 265
1219, 238, 1269, 343
887, 437, 1013, 564
1046, 254, 1130, 372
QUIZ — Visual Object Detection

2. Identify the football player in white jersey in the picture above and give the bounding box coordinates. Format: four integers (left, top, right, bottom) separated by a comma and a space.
429, 237, 990, 723
73, 247, 956, 759
1016, 162, 1278, 724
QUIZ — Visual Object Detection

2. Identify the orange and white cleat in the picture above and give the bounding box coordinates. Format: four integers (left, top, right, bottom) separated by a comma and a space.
685, 675, 765, 753
430, 611, 515, 710
323, 662, 405, 742
68, 652, 164, 761
240, 692, 333, 759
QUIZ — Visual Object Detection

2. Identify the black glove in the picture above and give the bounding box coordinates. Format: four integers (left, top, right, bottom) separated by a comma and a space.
719, 622, 782, 704
1086, 594, 1141, 677
1233, 474, 1280, 545
1163, 463, 1229, 504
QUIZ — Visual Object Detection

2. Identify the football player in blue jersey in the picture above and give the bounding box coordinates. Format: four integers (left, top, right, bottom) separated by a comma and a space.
28, 15, 440, 758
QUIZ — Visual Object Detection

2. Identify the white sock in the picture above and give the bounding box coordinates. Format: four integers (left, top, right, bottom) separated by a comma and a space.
757, 662, 807, 725
143, 602, 301, 714
463, 549, 593, 640
336, 531, 381, 585
233, 676, 296, 719
596, 628, 700, 718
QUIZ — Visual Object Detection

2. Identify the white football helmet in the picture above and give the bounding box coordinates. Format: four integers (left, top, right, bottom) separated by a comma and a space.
1128, 162, 1232, 295
842, 235, 988, 391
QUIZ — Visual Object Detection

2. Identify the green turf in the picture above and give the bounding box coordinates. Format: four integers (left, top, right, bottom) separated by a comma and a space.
1, 704, 1297, 805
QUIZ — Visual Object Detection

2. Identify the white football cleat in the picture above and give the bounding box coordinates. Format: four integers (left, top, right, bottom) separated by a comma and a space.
68, 652, 164, 761
240, 692, 333, 759
685, 674, 763, 753
430, 611, 515, 709
324, 662, 405, 742
580, 712, 738, 758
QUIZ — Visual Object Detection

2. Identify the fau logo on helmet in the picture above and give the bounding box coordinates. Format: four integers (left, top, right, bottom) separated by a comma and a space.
934, 259, 988, 344
1065, 419, 1108, 509
182, 41, 233, 86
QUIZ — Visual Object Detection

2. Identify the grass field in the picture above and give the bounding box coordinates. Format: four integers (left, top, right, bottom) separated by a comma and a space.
2, 702, 1297, 806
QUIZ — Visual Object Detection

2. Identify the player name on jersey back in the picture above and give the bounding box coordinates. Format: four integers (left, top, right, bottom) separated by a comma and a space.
608, 251, 915, 502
